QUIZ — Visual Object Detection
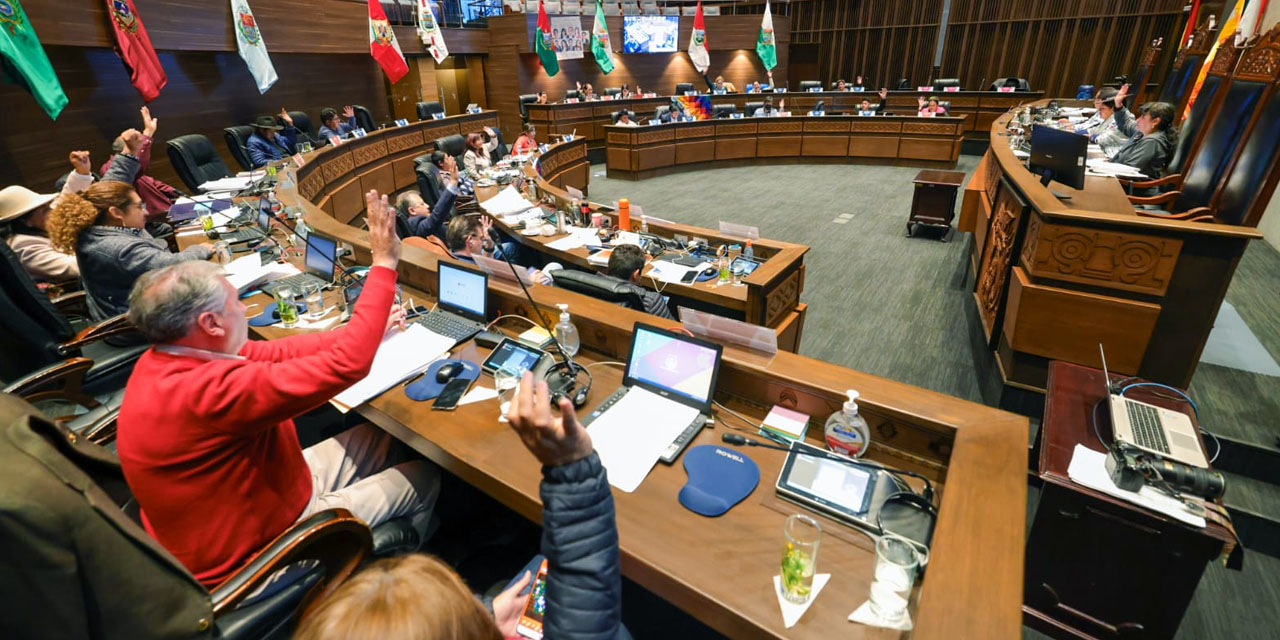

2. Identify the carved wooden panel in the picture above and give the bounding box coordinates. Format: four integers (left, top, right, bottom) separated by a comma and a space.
473, 115, 501, 130
802, 119, 850, 132
1208, 39, 1241, 76
902, 121, 955, 135
637, 128, 675, 144
849, 120, 901, 133
1237, 23, 1280, 81
557, 107, 594, 119
983, 149, 1001, 203
321, 152, 355, 183
298, 171, 325, 201
538, 140, 587, 179
758, 120, 804, 133
420, 122, 459, 142
946, 96, 980, 107
1020, 215, 1182, 296
606, 131, 633, 145
677, 125, 716, 139
764, 268, 802, 327
715, 122, 758, 135
385, 130, 424, 154
975, 179, 1026, 338
351, 139, 389, 167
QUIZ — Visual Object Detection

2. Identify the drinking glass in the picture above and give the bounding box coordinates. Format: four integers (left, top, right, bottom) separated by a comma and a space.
301, 282, 325, 319
274, 286, 299, 328
495, 367, 520, 418
211, 240, 231, 265
868, 534, 927, 624
731, 263, 745, 286
780, 514, 821, 604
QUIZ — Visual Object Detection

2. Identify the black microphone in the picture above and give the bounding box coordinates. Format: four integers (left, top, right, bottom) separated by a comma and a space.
719, 433, 935, 501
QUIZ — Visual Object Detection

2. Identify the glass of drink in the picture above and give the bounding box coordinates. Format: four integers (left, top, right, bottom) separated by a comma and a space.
301, 282, 325, 319
731, 262, 745, 286
718, 257, 731, 284
199, 211, 215, 236
495, 367, 520, 418
211, 240, 231, 265
868, 534, 927, 624
274, 286, 299, 328
780, 514, 821, 604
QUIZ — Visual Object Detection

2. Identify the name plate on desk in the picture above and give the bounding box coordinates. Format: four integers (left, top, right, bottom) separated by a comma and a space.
917, 86, 933, 91
719, 221, 760, 240
394, 118, 409, 127
684, 91, 700, 96
432, 112, 446, 120
292, 153, 306, 167
730, 112, 743, 119
852, 87, 865, 92
565, 98, 580, 103
643, 93, 658, 98
944, 86, 961, 92
999, 86, 1017, 92
328, 135, 342, 146
774, 88, 787, 93
809, 87, 823, 92
809, 110, 824, 116
352, 128, 367, 138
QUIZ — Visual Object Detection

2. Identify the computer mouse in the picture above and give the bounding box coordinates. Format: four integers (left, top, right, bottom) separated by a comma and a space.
435, 362, 464, 383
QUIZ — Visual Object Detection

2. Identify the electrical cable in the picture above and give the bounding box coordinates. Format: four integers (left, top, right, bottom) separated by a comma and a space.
1119, 381, 1219, 462
485, 314, 539, 332
584, 361, 625, 371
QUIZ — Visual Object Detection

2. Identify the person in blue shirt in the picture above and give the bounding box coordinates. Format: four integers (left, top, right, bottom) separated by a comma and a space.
318, 106, 358, 141
395, 154, 461, 243
246, 110, 299, 168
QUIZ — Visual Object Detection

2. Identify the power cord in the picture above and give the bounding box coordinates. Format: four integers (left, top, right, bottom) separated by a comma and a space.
485, 314, 539, 332
1118, 382, 1218, 462
584, 361, 625, 371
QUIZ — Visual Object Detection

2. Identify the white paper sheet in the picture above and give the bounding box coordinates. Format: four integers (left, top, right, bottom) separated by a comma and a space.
223, 254, 300, 291
199, 176, 257, 192
331, 325, 454, 412
646, 260, 710, 285
1066, 444, 1206, 527
1086, 159, 1147, 178
546, 227, 599, 251
586, 387, 700, 492
773, 573, 831, 628
479, 186, 536, 216
458, 385, 499, 406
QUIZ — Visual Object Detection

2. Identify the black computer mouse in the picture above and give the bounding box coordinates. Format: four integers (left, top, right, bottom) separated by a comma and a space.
435, 362, 464, 383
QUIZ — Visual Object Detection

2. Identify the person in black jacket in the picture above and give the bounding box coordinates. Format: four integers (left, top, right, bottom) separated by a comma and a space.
292, 372, 624, 640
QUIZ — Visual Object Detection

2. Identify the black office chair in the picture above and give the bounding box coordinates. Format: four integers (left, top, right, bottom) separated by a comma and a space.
416, 101, 446, 120
989, 77, 1031, 91
602, 87, 622, 97
223, 125, 256, 172
744, 101, 764, 116
563, 89, 582, 101
434, 134, 467, 161
675, 82, 694, 94
549, 270, 646, 313
518, 93, 539, 121
287, 111, 320, 145
712, 104, 737, 118
896, 78, 911, 90
166, 134, 234, 193
610, 110, 624, 124
798, 80, 822, 92
413, 153, 445, 206
932, 78, 961, 90
937, 101, 951, 112
351, 104, 377, 131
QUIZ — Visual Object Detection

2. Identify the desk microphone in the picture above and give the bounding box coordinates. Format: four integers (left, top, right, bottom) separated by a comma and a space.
720, 433, 935, 502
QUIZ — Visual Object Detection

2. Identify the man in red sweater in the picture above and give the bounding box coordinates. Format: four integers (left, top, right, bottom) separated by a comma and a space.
116, 189, 439, 588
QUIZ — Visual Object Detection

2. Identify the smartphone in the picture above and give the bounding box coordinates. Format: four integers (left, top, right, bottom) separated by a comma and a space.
516, 560, 550, 640
431, 377, 471, 411
680, 270, 699, 284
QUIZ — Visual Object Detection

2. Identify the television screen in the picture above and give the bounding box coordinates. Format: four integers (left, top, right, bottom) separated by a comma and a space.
623, 16, 679, 53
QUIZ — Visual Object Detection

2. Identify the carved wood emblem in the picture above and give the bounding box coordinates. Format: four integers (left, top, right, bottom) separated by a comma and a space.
764, 269, 801, 327
1238, 25, 1280, 80
975, 184, 1023, 332
1209, 39, 1242, 75
983, 149, 1001, 203
321, 152, 355, 183
1021, 217, 1182, 296
352, 139, 388, 167
385, 131, 423, 153
298, 172, 324, 200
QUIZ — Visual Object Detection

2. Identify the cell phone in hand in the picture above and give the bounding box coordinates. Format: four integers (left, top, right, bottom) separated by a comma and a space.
516, 559, 550, 640
431, 377, 471, 411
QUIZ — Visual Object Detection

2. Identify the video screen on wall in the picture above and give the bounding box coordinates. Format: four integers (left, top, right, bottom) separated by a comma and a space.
623, 16, 679, 53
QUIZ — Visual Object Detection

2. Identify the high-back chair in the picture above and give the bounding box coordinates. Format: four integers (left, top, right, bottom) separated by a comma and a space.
350, 104, 377, 132
675, 82, 694, 94
1160, 21, 1220, 119
223, 125, 257, 171
550, 270, 646, 313
166, 134, 234, 192
1128, 37, 1163, 106
416, 101, 446, 120
287, 111, 320, 145
519, 93, 540, 121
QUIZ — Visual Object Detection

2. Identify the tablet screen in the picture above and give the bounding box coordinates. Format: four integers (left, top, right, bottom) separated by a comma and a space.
483, 339, 546, 376
780, 449, 875, 515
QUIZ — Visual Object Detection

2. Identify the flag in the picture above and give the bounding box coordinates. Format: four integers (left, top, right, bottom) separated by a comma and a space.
230, 0, 277, 94
1237, 0, 1267, 40
535, 0, 558, 77
417, 0, 448, 64
104, 0, 166, 102
369, 0, 408, 83
1183, 0, 1244, 120
1179, 0, 1203, 49
590, 0, 613, 74
756, 0, 776, 71
0, 0, 67, 119
688, 0, 709, 74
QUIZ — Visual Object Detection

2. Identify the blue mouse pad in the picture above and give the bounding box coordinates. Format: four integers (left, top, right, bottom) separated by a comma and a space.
248, 301, 309, 326
678, 445, 760, 517
405, 359, 481, 401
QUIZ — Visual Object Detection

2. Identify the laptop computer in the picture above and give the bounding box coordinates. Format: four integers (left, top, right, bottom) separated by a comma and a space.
220, 203, 271, 244
1100, 344, 1208, 468
412, 261, 488, 343
260, 232, 338, 296
582, 323, 724, 464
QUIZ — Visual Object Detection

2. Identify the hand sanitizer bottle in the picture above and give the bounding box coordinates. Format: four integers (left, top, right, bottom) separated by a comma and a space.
554, 304, 580, 357
825, 390, 870, 457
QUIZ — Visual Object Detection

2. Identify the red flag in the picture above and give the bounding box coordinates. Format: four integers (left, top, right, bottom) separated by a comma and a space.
105, 0, 167, 102
369, 0, 408, 83
1180, 0, 1203, 49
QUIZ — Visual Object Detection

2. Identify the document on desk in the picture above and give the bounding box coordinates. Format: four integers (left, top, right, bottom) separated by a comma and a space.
479, 186, 536, 216
587, 387, 700, 492
646, 261, 710, 284
546, 227, 599, 251
1066, 444, 1206, 527
1086, 159, 1147, 178
223, 254, 299, 292
199, 176, 257, 192
331, 325, 454, 413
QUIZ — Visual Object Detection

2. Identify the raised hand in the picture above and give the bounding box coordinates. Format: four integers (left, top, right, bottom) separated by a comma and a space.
364, 189, 401, 270
484, 126, 496, 137
879, 87, 888, 100
506, 372, 595, 468
279, 108, 294, 126
68, 150, 92, 175
342, 105, 355, 119
918, 95, 927, 109
120, 128, 144, 155
444, 154, 459, 182
140, 106, 158, 137
1114, 83, 1130, 109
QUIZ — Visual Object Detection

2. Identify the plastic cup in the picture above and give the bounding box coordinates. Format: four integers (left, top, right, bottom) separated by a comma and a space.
780, 514, 821, 604
211, 240, 231, 265
495, 367, 520, 418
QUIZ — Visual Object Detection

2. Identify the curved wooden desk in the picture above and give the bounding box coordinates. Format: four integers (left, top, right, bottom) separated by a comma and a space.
961, 100, 1261, 395
604, 115, 964, 179
275, 114, 1027, 640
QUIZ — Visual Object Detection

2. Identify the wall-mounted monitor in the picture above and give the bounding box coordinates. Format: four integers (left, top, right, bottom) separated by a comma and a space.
623, 16, 679, 53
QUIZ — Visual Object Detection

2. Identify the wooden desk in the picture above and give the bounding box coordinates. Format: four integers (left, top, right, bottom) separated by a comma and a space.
960, 100, 1261, 395
1025, 361, 1231, 640
908, 170, 967, 240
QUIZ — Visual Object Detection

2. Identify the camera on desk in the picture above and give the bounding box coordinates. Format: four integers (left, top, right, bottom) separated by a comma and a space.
1105, 444, 1226, 500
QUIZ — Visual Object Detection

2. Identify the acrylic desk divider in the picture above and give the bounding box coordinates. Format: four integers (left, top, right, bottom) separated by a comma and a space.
718, 221, 761, 240
680, 308, 778, 355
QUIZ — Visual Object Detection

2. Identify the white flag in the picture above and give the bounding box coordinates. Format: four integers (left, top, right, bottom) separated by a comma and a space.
688, 1, 709, 74
417, 0, 449, 64
230, 0, 277, 94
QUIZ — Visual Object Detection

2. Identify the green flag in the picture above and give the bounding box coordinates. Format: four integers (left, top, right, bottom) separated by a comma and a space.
756, 0, 777, 71
535, 0, 558, 77
0, 0, 68, 119
590, 0, 614, 74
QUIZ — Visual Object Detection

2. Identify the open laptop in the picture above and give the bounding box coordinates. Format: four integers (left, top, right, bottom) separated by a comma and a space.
260, 232, 338, 296
582, 323, 724, 464
220, 203, 271, 244
412, 261, 488, 344
1100, 344, 1208, 468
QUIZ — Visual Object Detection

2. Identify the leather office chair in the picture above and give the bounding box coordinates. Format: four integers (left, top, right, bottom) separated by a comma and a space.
549, 270, 646, 313
896, 78, 911, 90
351, 104, 377, 131
1127, 37, 1163, 107
223, 125, 257, 172
434, 134, 467, 161
1160, 20, 1219, 117
744, 101, 764, 116
989, 77, 1031, 91
712, 104, 737, 118
416, 101, 445, 120
932, 78, 961, 90
798, 80, 822, 91
1207, 80, 1280, 226
166, 134, 234, 193
937, 101, 951, 112
603, 87, 622, 97
675, 82, 694, 94
653, 105, 672, 122
518, 93, 539, 121
563, 89, 582, 101
287, 111, 320, 145
610, 110, 623, 124
413, 153, 445, 206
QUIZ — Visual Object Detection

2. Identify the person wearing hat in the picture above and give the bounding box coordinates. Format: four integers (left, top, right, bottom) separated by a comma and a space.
246, 109, 299, 169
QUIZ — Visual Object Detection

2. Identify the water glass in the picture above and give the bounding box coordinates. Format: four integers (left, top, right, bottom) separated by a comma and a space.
301, 282, 325, 319
780, 514, 821, 604
495, 367, 520, 417
211, 240, 231, 265
274, 286, 299, 328
731, 263, 745, 286
868, 534, 927, 624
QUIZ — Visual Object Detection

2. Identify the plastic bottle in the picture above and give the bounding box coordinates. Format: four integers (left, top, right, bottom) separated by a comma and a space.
554, 303, 580, 357
824, 390, 871, 457
618, 198, 631, 231
743, 239, 754, 260
640, 215, 649, 234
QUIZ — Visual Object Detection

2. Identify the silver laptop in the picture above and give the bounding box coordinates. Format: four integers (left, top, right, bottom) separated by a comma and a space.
1100, 345, 1208, 468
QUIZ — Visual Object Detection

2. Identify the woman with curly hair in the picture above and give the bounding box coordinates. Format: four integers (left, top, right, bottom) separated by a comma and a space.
47, 180, 213, 320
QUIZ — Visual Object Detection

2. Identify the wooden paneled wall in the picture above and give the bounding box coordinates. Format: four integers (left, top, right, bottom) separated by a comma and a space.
790, 0, 1188, 98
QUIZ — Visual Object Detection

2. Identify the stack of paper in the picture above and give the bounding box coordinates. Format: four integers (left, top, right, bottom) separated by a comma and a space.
199, 176, 257, 192
223, 254, 300, 291
646, 260, 710, 285
480, 186, 536, 216
1066, 444, 1206, 527
1086, 159, 1147, 178
587, 387, 700, 492
546, 227, 599, 251
331, 324, 455, 412
762, 406, 810, 441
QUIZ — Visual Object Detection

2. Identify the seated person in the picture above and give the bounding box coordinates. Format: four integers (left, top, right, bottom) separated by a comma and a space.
917, 96, 947, 117
512, 123, 539, 155
581, 82, 598, 101
1109, 85, 1178, 181
48, 179, 212, 320
851, 74, 868, 91
619, 83, 633, 99
1072, 88, 1126, 157
834, 79, 848, 91
395, 157, 459, 242
293, 373, 622, 640
746, 81, 764, 93
115, 190, 440, 589
103, 106, 182, 220
246, 110, 299, 168
709, 75, 736, 93
446, 214, 517, 265
856, 88, 890, 116
536, 91, 549, 104
462, 127, 501, 174
615, 111, 639, 127
604, 244, 675, 319
319, 106, 358, 140
752, 97, 784, 117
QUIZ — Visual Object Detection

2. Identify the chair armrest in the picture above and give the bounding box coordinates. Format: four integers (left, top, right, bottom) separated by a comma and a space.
50, 290, 90, 321
57, 314, 141, 356
1118, 173, 1182, 189
210, 508, 372, 616
1127, 191, 1180, 206
2, 357, 99, 409
1136, 207, 1214, 222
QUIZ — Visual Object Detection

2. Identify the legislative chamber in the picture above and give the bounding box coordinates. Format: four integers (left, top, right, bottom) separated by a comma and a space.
3, 2, 1279, 640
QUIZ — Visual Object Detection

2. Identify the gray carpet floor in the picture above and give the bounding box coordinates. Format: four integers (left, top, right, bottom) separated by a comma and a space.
587, 159, 1280, 639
